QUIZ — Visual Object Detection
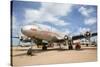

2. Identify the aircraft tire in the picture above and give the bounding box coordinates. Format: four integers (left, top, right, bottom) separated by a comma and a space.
86, 44, 89, 47
27, 48, 33, 56
68, 45, 73, 50
42, 45, 47, 50
75, 44, 81, 50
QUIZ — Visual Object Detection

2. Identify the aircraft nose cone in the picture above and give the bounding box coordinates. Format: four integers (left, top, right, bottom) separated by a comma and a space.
21, 25, 32, 33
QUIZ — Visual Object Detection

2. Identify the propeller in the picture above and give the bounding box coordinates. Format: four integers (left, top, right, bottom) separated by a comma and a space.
15, 33, 23, 47
12, 32, 25, 47
84, 31, 91, 38
64, 35, 69, 40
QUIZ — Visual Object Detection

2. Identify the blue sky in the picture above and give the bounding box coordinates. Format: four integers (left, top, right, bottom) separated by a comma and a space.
11, 1, 97, 45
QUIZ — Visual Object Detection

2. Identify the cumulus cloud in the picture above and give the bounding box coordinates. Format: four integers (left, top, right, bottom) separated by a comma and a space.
78, 6, 94, 17
79, 27, 90, 34
78, 6, 97, 26
40, 3, 73, 17
24, 3, 73, 27
12, 16, 18, 36
84, 17, 97, 25
12, 16, 16, 29
72, 27, 90, 36
25, 9, 41, 23
12, 15, 22, 36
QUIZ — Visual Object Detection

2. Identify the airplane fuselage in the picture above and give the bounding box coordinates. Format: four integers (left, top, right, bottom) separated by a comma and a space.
21, 25, 59, 42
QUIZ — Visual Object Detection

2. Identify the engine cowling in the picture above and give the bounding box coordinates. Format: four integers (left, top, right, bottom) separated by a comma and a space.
20, 36, 31, 42
64, 35, 69, 40
84, 31, 91, 38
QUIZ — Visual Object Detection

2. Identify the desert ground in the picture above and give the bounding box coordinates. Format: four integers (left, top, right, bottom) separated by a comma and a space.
11, 45, 97, 66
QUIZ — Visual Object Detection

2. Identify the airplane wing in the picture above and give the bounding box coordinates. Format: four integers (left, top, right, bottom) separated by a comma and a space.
54, 32, 97, 42
11, 36, 32, 43
72, 32, 97, 40
12, 36, 19, 38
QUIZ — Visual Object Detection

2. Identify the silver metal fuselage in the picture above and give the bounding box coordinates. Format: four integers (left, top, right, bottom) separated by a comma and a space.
21, 25, 58, 41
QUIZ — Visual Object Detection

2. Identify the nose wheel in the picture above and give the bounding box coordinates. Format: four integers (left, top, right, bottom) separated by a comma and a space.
27, 39, 34, 56
27, 48, 33, 56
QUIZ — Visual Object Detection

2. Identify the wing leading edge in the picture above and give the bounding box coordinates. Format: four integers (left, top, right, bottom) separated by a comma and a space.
72, 32, 97, 40
55, 32, 97, 42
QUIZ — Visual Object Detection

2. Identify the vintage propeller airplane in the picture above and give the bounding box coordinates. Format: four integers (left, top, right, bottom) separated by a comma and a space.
12, 24, 97, 55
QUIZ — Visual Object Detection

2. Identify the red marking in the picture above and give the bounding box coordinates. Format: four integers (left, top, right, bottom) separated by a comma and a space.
42, 31, 59, 36
30, 28, 37, 31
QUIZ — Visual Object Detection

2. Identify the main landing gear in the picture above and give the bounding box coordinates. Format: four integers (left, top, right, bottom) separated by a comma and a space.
42, 43, 47, 50
75, 43, 81, 50
68, 40, 73, 50
68, 45, 73, 50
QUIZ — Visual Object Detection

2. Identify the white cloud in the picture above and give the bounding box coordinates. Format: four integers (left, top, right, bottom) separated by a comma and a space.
12, 16, 16, 29
43, 14, 70, 26
78, 6, 94, 17
79, 27, 90, 34
84, 17, 97, 25
24, 3, 73, 27
25, 9, 69, 26
12, 15, 21, 36
40, 3, 73, 17
79, 6, 97, 26
72, 27, 90, 36
12, 16, 18, 36
25, 9, 41, 23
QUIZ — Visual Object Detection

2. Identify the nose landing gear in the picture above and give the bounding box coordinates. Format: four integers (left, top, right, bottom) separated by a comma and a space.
27, 39, 34, 56
27, 48, 33, 56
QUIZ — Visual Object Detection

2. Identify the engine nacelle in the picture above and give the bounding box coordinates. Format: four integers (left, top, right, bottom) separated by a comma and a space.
64, 35, 69, 40
84, 31, 91, 38
20, 36, 31, 42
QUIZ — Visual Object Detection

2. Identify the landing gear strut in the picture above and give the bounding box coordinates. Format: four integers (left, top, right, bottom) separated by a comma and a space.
27, 39, 34, 56
42, 45, 47, 50
86, 44, 89, 47
68, 45, 73, 50
75, 43, 81, 50
68, 40, 73, 50
27, 48, 33, 56
42, 43, 47, 50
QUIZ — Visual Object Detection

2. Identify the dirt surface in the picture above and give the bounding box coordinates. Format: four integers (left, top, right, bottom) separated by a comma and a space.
11, 45, 97, 66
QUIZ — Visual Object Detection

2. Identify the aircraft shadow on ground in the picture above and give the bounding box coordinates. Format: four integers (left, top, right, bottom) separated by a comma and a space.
12, 48, 84, 57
